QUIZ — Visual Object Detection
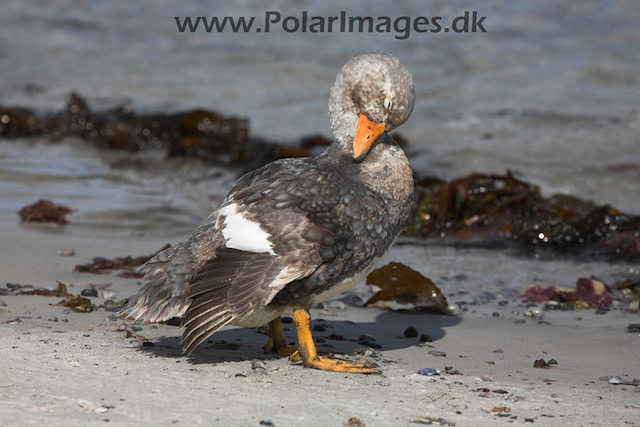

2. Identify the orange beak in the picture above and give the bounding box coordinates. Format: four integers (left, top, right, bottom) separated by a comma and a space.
353, 113, 386, 162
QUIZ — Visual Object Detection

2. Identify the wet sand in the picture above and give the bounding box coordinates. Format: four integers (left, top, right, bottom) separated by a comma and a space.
1, 213, 638, 426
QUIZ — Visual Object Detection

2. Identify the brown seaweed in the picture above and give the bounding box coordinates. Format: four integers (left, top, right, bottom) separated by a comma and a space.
405, 172, 640, 262
54, 296, 92, 313
74, 244, 170, 278
17, 199, 74, 224
0, 93, 409, 169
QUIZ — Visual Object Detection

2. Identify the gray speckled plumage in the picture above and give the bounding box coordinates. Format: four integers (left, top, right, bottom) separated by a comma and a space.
123, 53, 416, 353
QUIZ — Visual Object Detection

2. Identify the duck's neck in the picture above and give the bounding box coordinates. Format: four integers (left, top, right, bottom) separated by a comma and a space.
359, 134, 414, 209
324, 134, 414, 217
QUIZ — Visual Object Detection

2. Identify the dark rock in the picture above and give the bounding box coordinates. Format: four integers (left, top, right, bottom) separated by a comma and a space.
493, 349, 504, 353
81, 288, 99, 297
259, 420, 275, 426
281, 316, 293, 324
534, 359, 551, 369
492, 312, 500, 317
142, 341, 155, 347
419, 334, 433, 342
404, 326, 418, 338
358, 334, 376, 342
626, 324, 640, 333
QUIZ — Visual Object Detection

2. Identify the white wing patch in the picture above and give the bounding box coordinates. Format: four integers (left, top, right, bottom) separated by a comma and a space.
218, 203, 276, 256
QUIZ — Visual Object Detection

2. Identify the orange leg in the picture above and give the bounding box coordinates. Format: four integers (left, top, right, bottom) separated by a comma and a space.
293, 309, 380, 374
264, 317, 298, 357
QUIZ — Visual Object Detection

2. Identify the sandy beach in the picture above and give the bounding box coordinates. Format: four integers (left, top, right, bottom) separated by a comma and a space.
1, 2, 640, 426
1, 212, 638, 427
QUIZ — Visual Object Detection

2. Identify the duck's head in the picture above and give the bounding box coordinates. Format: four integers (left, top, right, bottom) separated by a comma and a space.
329, 53, 415, 162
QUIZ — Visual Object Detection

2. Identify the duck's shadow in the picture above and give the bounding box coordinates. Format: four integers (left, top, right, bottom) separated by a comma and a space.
138, 310, 462, 365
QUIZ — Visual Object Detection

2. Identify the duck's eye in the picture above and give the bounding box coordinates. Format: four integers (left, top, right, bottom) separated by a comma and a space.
384, 97, 393, 110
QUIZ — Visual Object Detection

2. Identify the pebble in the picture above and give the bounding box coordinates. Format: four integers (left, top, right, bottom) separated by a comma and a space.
417, 368, 440, 376
62, 318, 68, 323
404, 326, 418, 338
81, 288, 99, 297
445, 304, 463, 316
420, 334, 433, 343
544, 301, 560, 310
493, 349, 504, 353
259, 419, 275, 426
142, 341, 155, 347
58, 249, 75, 257
524, 307, 544, 320
131, 326, 143, 332
595, 307, 610, 315
476, 292, 497, 304
359, 334, 376, 342
534, 359, 552, 369
627, 324, 640, 333
48, 316, 58, 322
428, 350, 446, 358
344, 417, 366, 427
0, 300, 7, 307
493, 389, 508, 394
498, 300, 509, 306
514, 319, 526, 324
107, 314, 118, 322
481, 375, 494, 382
251, 360, 268, 370
492, 312, 500, 317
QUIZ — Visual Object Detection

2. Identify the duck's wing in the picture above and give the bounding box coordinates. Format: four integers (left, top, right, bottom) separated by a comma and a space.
179, 158, 342, 353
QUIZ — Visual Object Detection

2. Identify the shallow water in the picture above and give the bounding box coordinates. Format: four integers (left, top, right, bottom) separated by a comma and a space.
0, 0, 639, 235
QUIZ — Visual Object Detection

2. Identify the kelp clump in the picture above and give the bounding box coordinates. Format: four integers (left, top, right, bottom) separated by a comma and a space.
406, 172, 640, 262
0, 93, 410, 170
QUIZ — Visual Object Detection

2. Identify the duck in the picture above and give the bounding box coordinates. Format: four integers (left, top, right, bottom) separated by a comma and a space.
124, 52, 415, 374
